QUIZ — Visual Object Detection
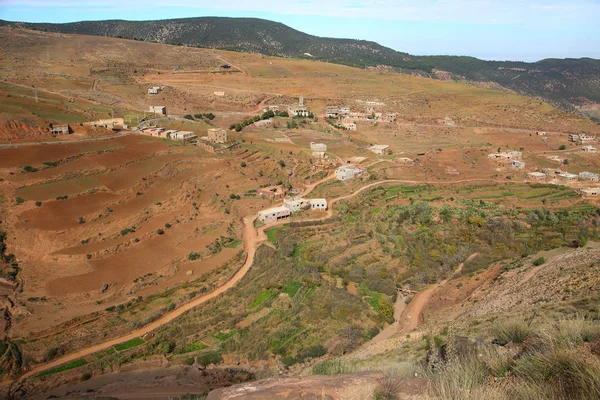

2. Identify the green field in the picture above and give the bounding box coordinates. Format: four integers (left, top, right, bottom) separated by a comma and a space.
182, 341, 208, 353
36, 358, 87, 378
114, 338, 145, 351
249, 289, 276, 309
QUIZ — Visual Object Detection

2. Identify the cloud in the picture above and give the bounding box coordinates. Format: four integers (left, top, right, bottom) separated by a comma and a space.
2, 0, 599, 25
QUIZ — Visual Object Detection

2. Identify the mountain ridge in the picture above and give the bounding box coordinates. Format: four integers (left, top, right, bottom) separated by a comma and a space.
1, 16, 599, 118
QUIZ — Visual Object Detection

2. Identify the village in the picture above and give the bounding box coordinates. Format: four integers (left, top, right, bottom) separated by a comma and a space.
45, 85, 600, 227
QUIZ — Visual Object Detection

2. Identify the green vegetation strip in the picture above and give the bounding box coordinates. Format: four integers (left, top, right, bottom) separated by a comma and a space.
36, 358, 87, 378
249, 289, 276, 309
282, 281, 303, 298
265, 228, 283, 246
114, 337, 145, 351
182, 341, 208, 353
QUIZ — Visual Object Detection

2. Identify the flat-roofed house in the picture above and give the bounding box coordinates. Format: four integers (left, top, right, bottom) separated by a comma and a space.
325, 107, 339, 118
335, 165, 363, 181
258, 206, 291, 224
148, 86, 161, 95
207, 128, 227, 144
528, 172, 547, 181
581, 188, 600, 196
582, 145, 597, 153
569, 134, 580, 142
558, 172, 578, 182
288, 104, 309, 117
163, 129, 178, 139
342, 121, 357, 131
579, 172, 599, 182
149, 106, 167, 115
511, 160, 526, 169
283, 197, 309, 212
310, 142, 327, 152
214, 91, 225, 96
173, 131, 196, 141
309, 199, 328, 210
50, 124, 70, 135
369, 144, 390, 155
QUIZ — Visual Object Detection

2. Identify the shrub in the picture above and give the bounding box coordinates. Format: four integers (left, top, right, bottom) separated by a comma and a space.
120, 228, 134, 236
78, 217, 86, 224
86, 254, 92, 260
165, 223, 171, 229
240, 162, 246, 167
373, 378, 402, 400
81, 372, 91, 381
35, 201, 42, 207
492, 318, 533, 345
533, 257, 546, 266
157, 228, 165, 235
196, 351, 222, 367
188, 252, 201, 261
15, 197, 24, 205
183, 114, 194, 120
559, 144, 567, 150
183, 357, 195, 366
23, 165, 38, 173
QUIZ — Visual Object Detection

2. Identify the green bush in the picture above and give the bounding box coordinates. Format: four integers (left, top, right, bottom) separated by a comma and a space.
533, 257, 546, 266
157, 228, 165, 235
188, 252, 201, 261
15, 197, 24, 205
559, 144, 567, 150
23, 165, 38, 173
183, 357, 195, 365
35, 201, 42, 207
196, 351, 223, 367
120, 228, 135, 236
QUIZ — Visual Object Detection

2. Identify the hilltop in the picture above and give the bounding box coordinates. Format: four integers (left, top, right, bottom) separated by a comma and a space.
1, 17, 600, 117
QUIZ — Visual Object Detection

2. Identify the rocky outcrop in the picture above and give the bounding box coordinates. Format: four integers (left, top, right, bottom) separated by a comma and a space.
207, 372, 427, 400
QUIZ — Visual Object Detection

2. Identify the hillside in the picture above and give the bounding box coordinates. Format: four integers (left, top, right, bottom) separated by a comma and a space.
1, 17, 600, 116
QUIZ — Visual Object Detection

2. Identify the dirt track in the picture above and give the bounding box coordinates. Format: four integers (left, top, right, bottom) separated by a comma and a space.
12, 177, 514, 383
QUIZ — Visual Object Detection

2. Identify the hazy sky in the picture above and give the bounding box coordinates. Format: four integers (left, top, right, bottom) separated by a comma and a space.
0, 0, 598, 61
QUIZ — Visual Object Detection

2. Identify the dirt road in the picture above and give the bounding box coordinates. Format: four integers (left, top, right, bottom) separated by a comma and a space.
398, 253, 478, 334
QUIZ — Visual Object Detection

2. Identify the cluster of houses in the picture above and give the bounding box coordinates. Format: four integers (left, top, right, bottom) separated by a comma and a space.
569, 134, 596, 144
325, 104, 397, 128
258, 196, 328, 224
488, 151, 525, 169
50, 117, 128, 135
527, 169, 599, 183
139, 127, 196, 141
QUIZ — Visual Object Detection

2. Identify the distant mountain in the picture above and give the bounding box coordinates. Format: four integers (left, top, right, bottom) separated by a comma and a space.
2, 17, 599, 117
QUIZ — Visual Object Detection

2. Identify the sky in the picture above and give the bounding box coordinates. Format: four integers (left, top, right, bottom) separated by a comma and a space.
0, 0, 599, 61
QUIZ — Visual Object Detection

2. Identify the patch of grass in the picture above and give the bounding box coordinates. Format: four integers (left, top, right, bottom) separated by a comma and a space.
491, 318, 533, 345
265, 227, 283, 246
281, 281, 303, 298
182, 342, 208, 353
36, 359, 87, 378
212, 330, 237, 341
114, 338, 144, 351
224, 239, 242, 248
249, 289, 276, 309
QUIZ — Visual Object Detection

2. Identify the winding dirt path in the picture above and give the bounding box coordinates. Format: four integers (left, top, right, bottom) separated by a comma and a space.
397, 252, 478, 334
12, 177, 507, 382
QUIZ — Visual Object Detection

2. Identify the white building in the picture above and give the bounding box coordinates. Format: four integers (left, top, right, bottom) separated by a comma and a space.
148, 86, 161, 95
579, 172, 599, 182
511, 160, 526, 169
149, 106, 167, 115
527, 172, 547, 181
173, 131, 196, 141
310, 142, 327, 152
369, 144, 390, 155
312, 151, 326, 159
164, 129, 178, 139
340, 107, 351, 116
569, 134, 580, 142
309, 199, 328, 210
558, 172, 578, 182
582, 145, 597, 153
581, 188, 600, 196
288, 105, 309, 117
214, 91, 225, 96
325, 107, 339, 118
335, 165, 363, 181
283, 197, 309, 212
258, 206, 291, 224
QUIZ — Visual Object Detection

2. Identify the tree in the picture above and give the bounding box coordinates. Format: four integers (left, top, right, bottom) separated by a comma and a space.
240, 161, 247, 167
378, 297, 394, 323
559, 144, 567, 150
278, 160, 286, 168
